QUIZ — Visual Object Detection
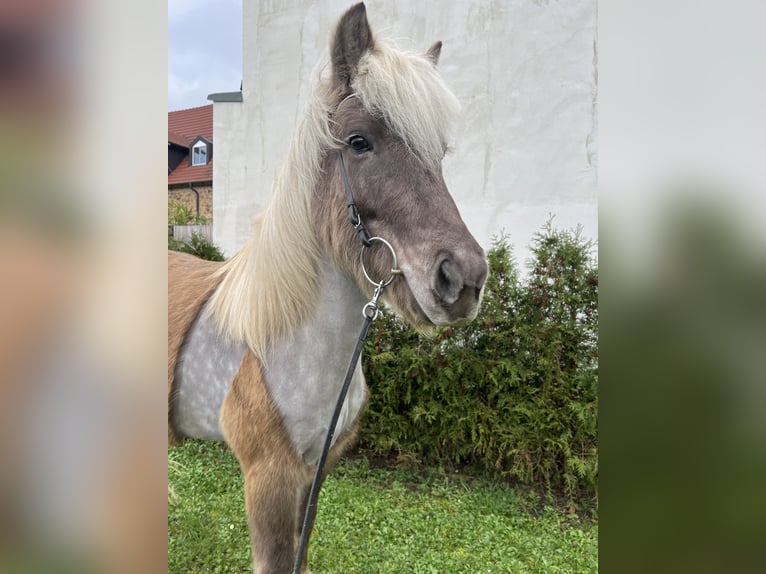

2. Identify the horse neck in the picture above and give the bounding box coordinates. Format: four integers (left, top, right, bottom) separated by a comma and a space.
258, 161, 370, 350
257, 198, 367, 332
288, 259, 366, 342
208, 180, 322, 358
211, 158, 372, 359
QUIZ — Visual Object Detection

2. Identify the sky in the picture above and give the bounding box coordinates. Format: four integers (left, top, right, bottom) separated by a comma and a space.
168, 0, 242, 111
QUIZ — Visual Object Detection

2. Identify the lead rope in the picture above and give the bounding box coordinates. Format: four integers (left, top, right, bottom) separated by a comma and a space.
291, 151, 400, 574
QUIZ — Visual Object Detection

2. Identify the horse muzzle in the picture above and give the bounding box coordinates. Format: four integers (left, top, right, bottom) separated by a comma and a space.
428, 246, 488, 324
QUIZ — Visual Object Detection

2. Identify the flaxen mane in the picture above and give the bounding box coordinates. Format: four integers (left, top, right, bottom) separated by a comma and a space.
208, 37, 461, 359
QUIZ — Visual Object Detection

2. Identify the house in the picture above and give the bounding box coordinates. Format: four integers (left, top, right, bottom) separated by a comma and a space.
168, 104, 214, 221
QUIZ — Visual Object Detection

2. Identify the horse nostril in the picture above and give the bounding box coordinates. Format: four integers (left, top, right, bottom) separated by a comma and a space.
436, 259, 463, 305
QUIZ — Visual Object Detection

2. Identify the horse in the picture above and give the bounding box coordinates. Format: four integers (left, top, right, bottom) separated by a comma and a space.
167, 3, 488, 572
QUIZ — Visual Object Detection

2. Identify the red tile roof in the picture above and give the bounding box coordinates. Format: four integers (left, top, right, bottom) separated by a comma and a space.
168, 104, 213, 185
168, 104, 213, 140
168, 130, 188, 147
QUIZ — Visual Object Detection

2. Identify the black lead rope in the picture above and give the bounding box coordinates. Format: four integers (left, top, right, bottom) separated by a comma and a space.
291, 310, 374, 574
291, 151, 398, 574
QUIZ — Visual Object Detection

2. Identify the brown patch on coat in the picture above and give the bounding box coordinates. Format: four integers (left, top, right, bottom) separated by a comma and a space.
167, 250, 223, 444
220, 350, 308, 572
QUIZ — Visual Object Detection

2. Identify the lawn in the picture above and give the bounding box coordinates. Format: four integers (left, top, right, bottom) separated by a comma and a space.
168, 440, 597, 573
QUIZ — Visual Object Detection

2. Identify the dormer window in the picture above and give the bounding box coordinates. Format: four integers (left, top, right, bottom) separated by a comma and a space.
192, 140, 208, 166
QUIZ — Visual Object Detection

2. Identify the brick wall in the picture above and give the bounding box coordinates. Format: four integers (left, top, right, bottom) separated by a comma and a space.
168, 185, 213, 222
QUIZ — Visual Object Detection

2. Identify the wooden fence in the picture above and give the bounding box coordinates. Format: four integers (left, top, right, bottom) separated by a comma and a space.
169, 224, 212, 243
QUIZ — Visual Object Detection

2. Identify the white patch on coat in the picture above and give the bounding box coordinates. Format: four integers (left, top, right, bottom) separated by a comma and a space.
263, 264, 369, 466
175, 300, 246, 440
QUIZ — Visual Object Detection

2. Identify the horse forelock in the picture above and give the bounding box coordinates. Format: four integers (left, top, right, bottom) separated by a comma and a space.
351, 40, 461, 165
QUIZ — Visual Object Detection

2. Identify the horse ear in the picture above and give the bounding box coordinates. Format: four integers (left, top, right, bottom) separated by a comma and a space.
425, 41, 442, 66
331, 2, 374, 87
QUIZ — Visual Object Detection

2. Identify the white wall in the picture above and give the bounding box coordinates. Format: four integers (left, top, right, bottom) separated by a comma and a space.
213, 0, 597, 267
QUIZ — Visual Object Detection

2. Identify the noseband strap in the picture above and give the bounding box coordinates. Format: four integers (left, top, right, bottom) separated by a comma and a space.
337, 150, 372, 247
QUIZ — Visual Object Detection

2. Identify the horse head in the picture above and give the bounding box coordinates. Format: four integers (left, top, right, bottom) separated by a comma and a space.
316, 3, 488, 327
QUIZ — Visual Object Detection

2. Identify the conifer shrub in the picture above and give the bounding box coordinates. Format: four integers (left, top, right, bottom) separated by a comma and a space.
361, 222, 598, 502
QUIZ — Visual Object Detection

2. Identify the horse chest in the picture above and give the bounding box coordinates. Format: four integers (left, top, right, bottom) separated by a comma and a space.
264, 325, 367, 467
263, 268, 369, 466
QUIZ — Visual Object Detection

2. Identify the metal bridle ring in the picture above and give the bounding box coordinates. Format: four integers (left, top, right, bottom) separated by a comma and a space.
362, 301, 381, 320
360, 237, 400, 288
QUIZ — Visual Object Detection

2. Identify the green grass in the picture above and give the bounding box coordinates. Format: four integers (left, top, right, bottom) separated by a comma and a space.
169, 440, 597, 573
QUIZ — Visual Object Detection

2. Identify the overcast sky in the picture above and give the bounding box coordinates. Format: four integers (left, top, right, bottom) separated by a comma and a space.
168, 0, 242, 111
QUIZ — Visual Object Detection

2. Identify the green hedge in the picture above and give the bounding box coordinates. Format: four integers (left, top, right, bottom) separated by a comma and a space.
361, 222, 598, 502
168, 232, 225, 262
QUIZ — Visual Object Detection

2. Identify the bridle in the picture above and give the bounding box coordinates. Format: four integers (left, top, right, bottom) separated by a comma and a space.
292, 149, 401, 573
338, 149, 402, 318
338, 146, 372, 248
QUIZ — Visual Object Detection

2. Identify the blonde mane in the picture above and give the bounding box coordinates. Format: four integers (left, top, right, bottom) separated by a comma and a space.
208, 38, 460, 358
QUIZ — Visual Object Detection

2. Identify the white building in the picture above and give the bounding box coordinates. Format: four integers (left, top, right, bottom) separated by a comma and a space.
210, 0, 597, 267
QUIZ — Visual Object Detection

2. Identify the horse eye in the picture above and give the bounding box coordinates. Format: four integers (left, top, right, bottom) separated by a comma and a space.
348, 135, 371, 153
